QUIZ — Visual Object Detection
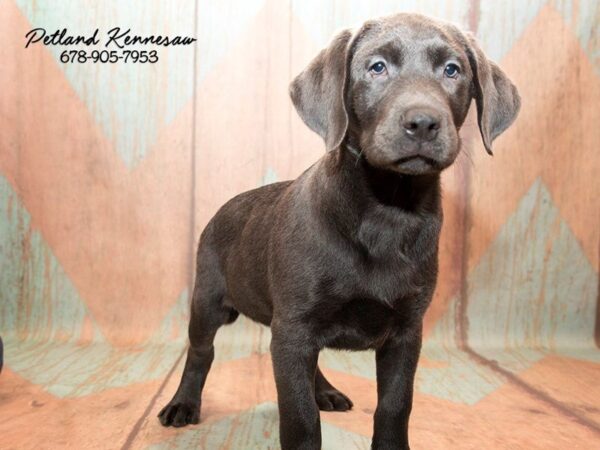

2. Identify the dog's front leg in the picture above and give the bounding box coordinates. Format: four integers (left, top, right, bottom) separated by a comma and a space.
372, 324, 422, 450
271, 325, 321, 450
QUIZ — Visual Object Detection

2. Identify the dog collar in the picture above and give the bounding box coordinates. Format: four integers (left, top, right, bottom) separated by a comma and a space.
345, 143, 363, 160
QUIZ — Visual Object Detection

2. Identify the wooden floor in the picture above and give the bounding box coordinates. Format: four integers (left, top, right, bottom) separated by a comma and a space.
1, 316, 599, 449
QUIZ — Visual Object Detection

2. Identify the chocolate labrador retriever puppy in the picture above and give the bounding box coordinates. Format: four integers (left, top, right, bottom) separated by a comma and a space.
158, 13, 520, 449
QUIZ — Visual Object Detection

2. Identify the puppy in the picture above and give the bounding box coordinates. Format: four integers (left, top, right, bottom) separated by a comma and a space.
159, 13, 520, 449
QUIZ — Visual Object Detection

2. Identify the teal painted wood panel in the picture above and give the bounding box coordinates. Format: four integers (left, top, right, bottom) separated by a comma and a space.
465, 179, 598, 352
0, 175, 102, 343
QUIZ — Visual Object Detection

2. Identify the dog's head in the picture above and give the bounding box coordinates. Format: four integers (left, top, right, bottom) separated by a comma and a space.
290, 13, 520, 175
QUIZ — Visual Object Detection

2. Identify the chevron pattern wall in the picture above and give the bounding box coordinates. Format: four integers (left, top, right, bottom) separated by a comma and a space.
0, 1, 598, 449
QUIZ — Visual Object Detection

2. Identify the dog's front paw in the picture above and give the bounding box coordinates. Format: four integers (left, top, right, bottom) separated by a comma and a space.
315, 389, 353, 412
158, 402, 200, 427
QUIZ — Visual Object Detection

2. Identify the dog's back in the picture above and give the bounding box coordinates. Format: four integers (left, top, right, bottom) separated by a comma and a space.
200, 180, 293, 325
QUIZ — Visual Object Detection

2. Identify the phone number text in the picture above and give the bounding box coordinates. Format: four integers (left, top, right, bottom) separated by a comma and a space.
60, 49, 159, 63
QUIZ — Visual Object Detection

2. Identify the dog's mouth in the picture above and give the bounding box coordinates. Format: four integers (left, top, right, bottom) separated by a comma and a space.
394, 155, 438, 166
392, 154, 442, 174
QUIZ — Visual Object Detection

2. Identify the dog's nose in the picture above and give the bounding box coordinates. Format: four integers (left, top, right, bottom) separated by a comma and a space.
402, 110, 441, 141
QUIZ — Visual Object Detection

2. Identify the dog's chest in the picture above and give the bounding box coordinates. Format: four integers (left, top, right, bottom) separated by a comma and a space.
311, 215, 439, 350
352, 213, 440, 304
314, 298, 402, 350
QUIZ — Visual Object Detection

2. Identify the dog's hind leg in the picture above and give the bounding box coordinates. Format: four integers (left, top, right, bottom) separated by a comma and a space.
158, 239, 235, 427
315, 366, 353, 411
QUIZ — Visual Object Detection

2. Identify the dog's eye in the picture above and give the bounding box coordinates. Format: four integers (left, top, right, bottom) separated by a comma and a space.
369, 61, 387, 75
444, 63, 460, 78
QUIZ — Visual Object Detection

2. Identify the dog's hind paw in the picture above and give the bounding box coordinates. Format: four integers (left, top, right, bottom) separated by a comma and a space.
158, 402, 200, 427
316, 389, 353, 412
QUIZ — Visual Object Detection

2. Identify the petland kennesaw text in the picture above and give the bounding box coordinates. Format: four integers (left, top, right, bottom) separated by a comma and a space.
25, 27, 197, 49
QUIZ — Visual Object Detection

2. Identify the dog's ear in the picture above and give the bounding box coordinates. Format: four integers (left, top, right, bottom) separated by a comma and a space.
290, 29, 354, 152
466, 36, 521, 155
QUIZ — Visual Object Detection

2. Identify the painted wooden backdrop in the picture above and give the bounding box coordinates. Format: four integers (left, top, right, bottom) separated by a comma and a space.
0, 0, 598, 448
